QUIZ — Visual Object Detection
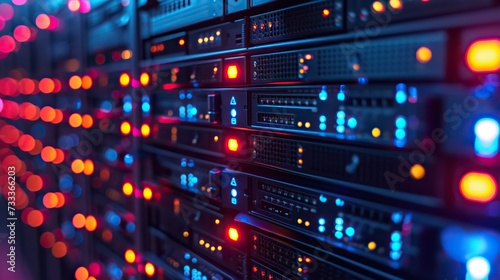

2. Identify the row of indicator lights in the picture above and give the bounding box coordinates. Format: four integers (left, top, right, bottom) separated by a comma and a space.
0, 78, 62, 95
372, 0, 404, 13
297, 146, 304, 167
474, 118, 499, 158
120, 121, 152, 138
298, 54, 313, 77
197, 31, 221, 44
230, 177, 238, 205
395, 116, 407, 141
198, 239, 223, 252
180, 173, 199, 187
390, 231, 403, 261
95, 49, 133, 64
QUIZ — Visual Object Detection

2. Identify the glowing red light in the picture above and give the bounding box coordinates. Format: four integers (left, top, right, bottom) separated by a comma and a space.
228, 227, 239, 241
95, 53, 105, 65
0, 35, 16, 54
0, 4, 14, 21
227, 138, 239, 152
227, 65, 239, 79
13, 25, 31, 43
79, 0, 91, 13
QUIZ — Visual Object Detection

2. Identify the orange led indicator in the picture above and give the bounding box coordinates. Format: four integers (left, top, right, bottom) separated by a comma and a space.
125, 249, 136, 263
460, 172, 497, 203
140, 72, 150, 86
143, 187, 153, 200
228, 227, 239, 241
322, 9, 330, 17
227, 65, 238, 79
145, 262, 155, 276
466, 39, 500, 72
120, 121, 132, 135
179, 38, 185, 46
372, 1, 386, 13
123, 182, 134, 196
119, 73, 131, 87
416, 47, 432, 64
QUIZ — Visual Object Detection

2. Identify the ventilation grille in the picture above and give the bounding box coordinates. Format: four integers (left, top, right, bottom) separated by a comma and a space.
252, 232, 299, 271
317, 33, 445, 79
257, 95, 317, 106
154, 0, 192, 16
252, 53, 299, 82
250, 1, 343, 44
342, 201, 391, 224
257, 113, 295, 126
257, 181, 318, 207
311, 145, 395, 188
346, 96, 395, 108
253, 136, 298, 167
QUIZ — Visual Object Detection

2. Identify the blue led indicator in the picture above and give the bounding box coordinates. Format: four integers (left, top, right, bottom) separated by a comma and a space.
335, 225, 343, 231
230, 96, 237, 105
126, 222, 136, 233
124, 154, 134, 165
319, 115, 326, 123
336, 118, 345, 125
395, 90, 407, 104
179, 91, 186, 99
101, 101, 112, 111
105, 149, 118, 161
230, 178, 238, 187
318, 226, 326, 233
319, 87, 328, 101
192, 258, 198, 264
188, 159, 194, 167
231, 198, 237, 205
181, 158, 187, 167
335, 198, 344, 206
319, 218, 326, 225
231, 118, 237, 125
190, 107, 198, 117
335, 218, 344, 225
335, 231, 343, 239
123, 102, 132, 113
345, 227, 355, 237
186, 91, 193, 99
466, 256, 491, 280
337, 92, 345, 101
474, 118, 500, 157
347, 118, 357, 129
336, 126, 345, 133
231, 189, 237, 197
319, 123, 327, 131
395, 117, 407, 129
337, 111, 345, 119
142, 102, 151, 113
391, 212, 403, 223
231, 109, 237, 118
395, 129, 406, 140
184, 253, 191, 260
390, 251, 402, 261
319, 195, 327, 203
391, 241, 402, 251
391, 231, 402, 242
358, 77, 368, 85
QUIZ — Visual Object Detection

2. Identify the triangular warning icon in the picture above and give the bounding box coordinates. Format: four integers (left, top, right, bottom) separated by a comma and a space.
230, 96, 237, 105
230, 178, 237, 186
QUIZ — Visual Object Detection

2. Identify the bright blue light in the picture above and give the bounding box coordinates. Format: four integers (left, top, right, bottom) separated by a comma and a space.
318, 218, 325, 225
390, 251, 401, 261
337, 118, 345, 125
467, 257, 491, 280
335, 225, 343, 231
231, 109, 237, 118
106, 211, 121, 226
319, 123, 327, 131
184, 265, 190, 271
395, 129, 406, 140
347, 118, 357, 129
123, 102, 132, 113
108, 264, 123, 280
337, 111, 345, 119
190, 107, 198, 117
142, 102, 151, 113
231, 189, 237, 197
336, 126, 345, 133
337, 92, 345, 101
395, 117, 407, 129
126, 222, 136, 233
188, 159, 194, 167
186, 91, 193, 99
319, 115, 326, 123
124, 154, 134, 165
105, 149, 118, 161
335, 218, 344, 225
179, 91, 186, 99
319, 87, 328, 101
345, 227, 355, 237
192, 258, 198, 264
358, 77, 367, 85
184, 253, 191, 260
335, 231, 343, 239
391, 231, 402, 242
391, 212, 403, 223
395, 90, 407, 104
391, 241, 402, 251
318, 226, 326, 233
335, 198, 344, 206
474, 118, 499, 157
319, 195, 327, 203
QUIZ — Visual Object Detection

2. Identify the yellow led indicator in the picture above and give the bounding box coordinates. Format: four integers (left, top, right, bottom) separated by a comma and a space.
198, 38, 203, 44
305, 221, 310, 227
298, 159, 303, 165
372, 1, 385, 13
205, 243, 210, 248
183, 231, 189, 237
372, 127, 381, 138
416, 47, 432, 63
297, 122, 303, 127
298, 147, 303, 154
305, 122, 311, 128
410, 164, 426, 180
217, 246, 222, 251
297, 218, 303, 224
199, 239, 205, 245
215, 219, 220, 225
368, 241, 377, 250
